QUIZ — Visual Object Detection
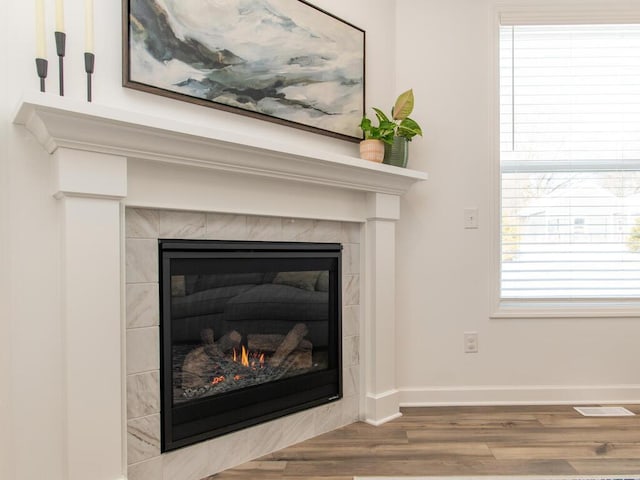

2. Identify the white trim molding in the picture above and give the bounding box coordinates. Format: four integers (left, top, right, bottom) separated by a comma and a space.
365, 389, 403, 426
13, 94, 427, 197
495, 0, 640, 25
400, 384, 640, 406
491, 299, 640, 319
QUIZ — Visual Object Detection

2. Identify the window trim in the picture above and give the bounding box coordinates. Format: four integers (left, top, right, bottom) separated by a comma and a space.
496, 2, 640, 27
489, 2, 640, 319
492, 299, 640, 319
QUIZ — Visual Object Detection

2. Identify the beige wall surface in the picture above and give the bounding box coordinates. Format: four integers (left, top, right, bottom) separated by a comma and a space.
394, 0, 640, 404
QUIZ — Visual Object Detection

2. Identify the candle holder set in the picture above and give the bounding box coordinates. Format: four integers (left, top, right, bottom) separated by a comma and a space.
35, 41, 94, 102
35, 0, 95, 102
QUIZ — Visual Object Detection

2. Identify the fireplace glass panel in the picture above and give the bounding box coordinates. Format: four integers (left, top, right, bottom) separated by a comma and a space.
160, 240, 342, 451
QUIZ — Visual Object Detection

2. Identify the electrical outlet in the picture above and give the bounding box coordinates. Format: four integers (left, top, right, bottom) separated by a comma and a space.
464, 332, 478, 353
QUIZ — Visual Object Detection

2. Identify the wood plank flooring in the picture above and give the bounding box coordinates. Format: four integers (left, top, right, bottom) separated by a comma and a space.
206, 405, 640, 479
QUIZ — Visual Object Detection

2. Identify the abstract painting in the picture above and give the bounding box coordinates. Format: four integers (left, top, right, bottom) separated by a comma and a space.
123, 0, 365, 141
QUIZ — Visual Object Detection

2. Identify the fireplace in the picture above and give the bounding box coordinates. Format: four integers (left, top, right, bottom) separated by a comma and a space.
14, 98, 424, 479
159, 239, 343, 451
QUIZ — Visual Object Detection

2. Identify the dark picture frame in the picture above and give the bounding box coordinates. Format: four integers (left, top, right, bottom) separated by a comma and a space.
122, 0, 365, 142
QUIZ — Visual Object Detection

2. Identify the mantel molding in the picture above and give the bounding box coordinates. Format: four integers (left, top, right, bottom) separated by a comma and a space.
13, 94, 427, 196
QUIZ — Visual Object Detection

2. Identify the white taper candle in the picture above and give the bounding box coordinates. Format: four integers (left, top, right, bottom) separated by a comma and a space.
35, 0, 46, 58
84, 0, 94, 53
55, 0, 64, 32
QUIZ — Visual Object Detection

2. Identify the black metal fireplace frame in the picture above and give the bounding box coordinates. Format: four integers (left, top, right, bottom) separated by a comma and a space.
159, 240, 343, 452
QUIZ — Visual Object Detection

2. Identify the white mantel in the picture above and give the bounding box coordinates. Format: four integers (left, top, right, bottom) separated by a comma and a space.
13, 95, 427, 480
14, 94, 427, 196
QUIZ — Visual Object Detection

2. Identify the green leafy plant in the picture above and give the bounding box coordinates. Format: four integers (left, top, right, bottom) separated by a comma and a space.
360, 89, 423, 144
359, 112, 396, 144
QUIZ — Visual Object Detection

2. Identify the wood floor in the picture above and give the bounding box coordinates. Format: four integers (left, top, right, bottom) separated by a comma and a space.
208, 405, 640, 479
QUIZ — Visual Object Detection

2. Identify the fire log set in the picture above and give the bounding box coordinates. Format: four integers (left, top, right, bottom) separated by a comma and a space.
177, 323, 314, 402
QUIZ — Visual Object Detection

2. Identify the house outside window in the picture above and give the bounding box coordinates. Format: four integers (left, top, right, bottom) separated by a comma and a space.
494, 10, 640, 317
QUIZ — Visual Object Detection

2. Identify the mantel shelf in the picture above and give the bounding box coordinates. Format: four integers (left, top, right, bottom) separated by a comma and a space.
13, 94, 428, 196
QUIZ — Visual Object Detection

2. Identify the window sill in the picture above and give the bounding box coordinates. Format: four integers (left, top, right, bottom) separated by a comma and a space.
491, 299, 640, 319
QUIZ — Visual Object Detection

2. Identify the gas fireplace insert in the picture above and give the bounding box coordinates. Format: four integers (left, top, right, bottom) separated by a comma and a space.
159, 240, 342, 451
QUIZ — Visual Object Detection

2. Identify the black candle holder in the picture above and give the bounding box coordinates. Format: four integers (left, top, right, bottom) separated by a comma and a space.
35, 58, 48, 93
55, 31, 66, 96
84, 52, 95, 102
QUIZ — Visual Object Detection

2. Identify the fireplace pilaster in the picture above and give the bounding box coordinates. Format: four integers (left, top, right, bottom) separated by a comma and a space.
53, 147, 127, 480
364, 192, 402, 424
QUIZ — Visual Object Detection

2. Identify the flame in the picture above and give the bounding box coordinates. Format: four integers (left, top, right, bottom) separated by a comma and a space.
231, 345, 265, 369
241, 345, 249, 367
209, 345, 266, 389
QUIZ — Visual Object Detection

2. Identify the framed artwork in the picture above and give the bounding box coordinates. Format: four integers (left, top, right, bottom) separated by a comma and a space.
123, 0, 365, 142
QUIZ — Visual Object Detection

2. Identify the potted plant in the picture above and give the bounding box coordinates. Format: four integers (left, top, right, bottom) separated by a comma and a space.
359, 89, 423, 167
359, 111, 395, 163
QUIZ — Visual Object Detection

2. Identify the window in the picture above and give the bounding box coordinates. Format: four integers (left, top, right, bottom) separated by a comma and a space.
499, 24, 640, 302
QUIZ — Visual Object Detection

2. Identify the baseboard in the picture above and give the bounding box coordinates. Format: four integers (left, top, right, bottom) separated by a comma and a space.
365, 411, 403, 426
399, 384, 640, 406
365, 389, 402, 424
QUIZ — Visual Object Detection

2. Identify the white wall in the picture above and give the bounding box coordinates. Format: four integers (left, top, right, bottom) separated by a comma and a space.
1, 1, 13, 479
395, 0, 640, 404
2, 1, 394, 480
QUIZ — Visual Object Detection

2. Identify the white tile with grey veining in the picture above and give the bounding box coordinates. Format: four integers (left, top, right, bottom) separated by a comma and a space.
159, 210, 206, 239
341, 394, 360, 424
163, 440, 209, 480
342, 221, 362, 244
342, 305, 360, 337
276, 408, 317, 450
343, 365, 359, 398
343, 335, 359, 367
205, 213, 248, 240
343, 274, 360, 306
288, 409, 316, 448
281, 217, 315, 241
126, 283, 159, 329
127, 371, 160, 419
207, 428, 250, 474
244, 417, 285, 461
127, 456, 162, 480
314, 399, 347, 435
126, 327, 159, 375
126, 239, 158, 284
247, 216, 283, 241
126, 208, 160, 239
122, 213, 365, 477
343, 243, 360, 275
309, 220, 342, 243
127, 414, 161, 464
208, 408, 317, 472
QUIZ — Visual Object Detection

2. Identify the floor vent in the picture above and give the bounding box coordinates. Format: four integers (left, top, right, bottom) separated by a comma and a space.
574, 406, 635, 417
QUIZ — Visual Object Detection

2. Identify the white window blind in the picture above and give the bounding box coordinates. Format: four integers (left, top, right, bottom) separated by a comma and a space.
500, 24, 640, 299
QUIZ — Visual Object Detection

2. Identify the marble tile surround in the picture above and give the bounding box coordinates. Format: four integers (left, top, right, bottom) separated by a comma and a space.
125, 208, 362, 480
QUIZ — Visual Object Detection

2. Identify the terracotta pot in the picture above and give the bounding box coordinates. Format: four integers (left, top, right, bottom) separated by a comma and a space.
359, 139, 385, 163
